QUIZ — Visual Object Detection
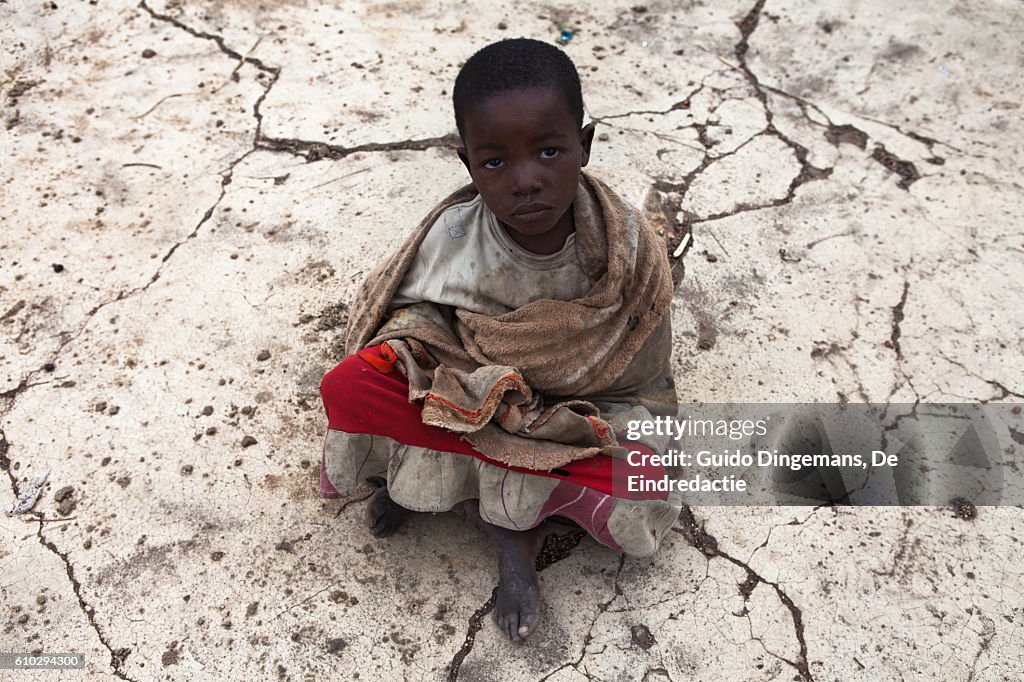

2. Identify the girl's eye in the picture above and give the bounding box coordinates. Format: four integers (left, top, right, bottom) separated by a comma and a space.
540, 148, 559, 159
482, 158, 503, 169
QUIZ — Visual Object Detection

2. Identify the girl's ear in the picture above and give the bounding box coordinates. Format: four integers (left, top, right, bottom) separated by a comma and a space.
579, 123, 596, 167
457, 146, 472, 174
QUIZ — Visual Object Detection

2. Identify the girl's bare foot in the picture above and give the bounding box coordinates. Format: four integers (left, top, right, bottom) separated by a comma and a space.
458, 500, 543, 641
493, 529, 543, 641
365, 486, 411, 538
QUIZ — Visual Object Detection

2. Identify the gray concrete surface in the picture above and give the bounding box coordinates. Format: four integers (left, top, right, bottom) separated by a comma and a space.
2, 0, 1022, 680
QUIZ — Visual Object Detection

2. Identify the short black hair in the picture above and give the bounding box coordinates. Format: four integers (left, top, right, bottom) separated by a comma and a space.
453, 38, 584, 140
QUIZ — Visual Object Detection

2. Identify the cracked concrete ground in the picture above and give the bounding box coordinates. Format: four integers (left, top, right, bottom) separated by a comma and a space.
2, 0, 1022, 679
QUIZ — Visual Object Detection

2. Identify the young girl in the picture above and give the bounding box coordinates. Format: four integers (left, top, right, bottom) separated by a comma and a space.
320, 38, 680, 642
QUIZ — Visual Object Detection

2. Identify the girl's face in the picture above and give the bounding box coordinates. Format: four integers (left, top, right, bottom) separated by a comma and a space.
458, 86, 595, 254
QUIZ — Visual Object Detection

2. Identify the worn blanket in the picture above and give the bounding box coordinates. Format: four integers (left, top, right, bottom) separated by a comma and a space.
343, 172, 676, 470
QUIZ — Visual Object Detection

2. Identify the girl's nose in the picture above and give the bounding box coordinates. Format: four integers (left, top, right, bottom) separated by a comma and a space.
511, 164, 542, 196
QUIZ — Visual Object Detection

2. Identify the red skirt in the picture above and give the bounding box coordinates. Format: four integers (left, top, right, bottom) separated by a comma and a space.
319, 344, 680, 556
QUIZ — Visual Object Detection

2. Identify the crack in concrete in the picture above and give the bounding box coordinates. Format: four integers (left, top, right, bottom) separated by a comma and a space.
734, 0, 767, 64
0, 8, 268, 396
34, 525, 137, 680
138, 1, 276, 90
0, 8, 285, 677
965, 613, 996, 682
983, 380, 1024, 401
872, 144, 922, 190
673, 507, 814, 681
882, 272, 925, 403
871, 515, 913, 579
729, 1, 959, 161
445, 586, 497, 682
5, 4, 1014, 682
732, 1, 833, 201
2, 428, 134, 679
140, 1, 457, 164
890, 280, 910, 359
755, 78, 955, 164
936, 351, 1024, 402
724, 0, 955, 201
446, 529, 587, 681
137, 0, 285, 290
535, 553, 625, 682
133, 0, 461, 314
138, 169, 239, 291
0, 378, 49, 417
856, 112, 962, 154
638, 1, 839, 252
1, 167, 243, 416
592, 96, 699, 123
257, 133, 460, 163
0, 427, 15, 490
880, 402, 921, 467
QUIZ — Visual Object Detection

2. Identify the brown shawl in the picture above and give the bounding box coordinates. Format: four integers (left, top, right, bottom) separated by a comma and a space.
344, 172, 675, 469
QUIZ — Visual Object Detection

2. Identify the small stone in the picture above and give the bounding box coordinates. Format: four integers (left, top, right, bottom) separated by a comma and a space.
241, 435, 257, 448
631, 624, 656, 650
211, 551, 225, 561
497, 21, 507, 30
161, 647, 179, 667
142, 48, 156, 58
95, 401, 107, 412
598, 132, 609, 141
951, 497, 977, 521
181, 464, 194, 475
256, 350, 271, 361
201, 405, 214, 416
54, 481, 76, 512
205, 426, 217, 436
42, 362, 55, 372
58, 496, 77, 516
52, 263, 64, 273
107, 405, 120, 416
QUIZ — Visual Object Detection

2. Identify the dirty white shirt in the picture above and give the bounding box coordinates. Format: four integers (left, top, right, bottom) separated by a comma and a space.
390, 194, 592, 315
